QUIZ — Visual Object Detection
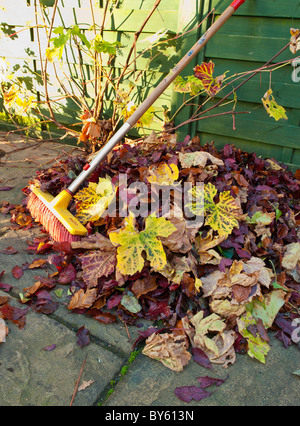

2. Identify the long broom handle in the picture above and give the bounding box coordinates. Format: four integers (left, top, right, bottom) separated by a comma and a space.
68, 0, 246, 194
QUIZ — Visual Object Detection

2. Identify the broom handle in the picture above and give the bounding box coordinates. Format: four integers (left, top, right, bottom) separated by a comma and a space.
68, 0, 246, 195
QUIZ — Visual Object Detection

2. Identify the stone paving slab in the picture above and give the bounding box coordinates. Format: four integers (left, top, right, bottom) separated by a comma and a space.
0, 291, 123, 406
105, 334, 300, 407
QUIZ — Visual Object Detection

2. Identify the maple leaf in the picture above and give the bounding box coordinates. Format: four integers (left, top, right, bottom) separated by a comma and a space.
194, 61, 227, 97
74, 177, 116, 225
109, 214, 176, 276
262, 89, 288, 121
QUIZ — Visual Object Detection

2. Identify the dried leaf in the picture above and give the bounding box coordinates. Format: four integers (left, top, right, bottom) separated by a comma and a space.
237, 312, 270, 364
80, 248, 117, 288
78, 380, 94, 392
0, 318, 8, 343
179, 151, 224, 169
282, 242, 300, 271
68, 288, 97, 310
290, 28, 300, 54
142, 332, 191, 372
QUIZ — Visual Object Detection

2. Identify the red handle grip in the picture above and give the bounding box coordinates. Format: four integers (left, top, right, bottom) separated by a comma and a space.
230, 0, 246, 10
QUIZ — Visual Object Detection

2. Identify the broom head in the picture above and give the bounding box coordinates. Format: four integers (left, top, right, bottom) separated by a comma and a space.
27, 186, 87, 243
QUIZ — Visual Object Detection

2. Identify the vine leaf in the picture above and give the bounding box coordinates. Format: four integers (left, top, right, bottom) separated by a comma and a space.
262, 89, 288, 121
205, 185, 241, 237
74, 177, 116, 225
186, 182, 241, 237
109, 214, 176, 276
194, 61, 227, 97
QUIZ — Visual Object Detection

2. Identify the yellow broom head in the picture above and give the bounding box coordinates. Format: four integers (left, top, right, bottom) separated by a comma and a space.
27, 186, 87, 243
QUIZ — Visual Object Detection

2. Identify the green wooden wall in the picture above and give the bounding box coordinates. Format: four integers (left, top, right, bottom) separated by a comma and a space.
175, 0, 300, 170
0, 0, 299, 169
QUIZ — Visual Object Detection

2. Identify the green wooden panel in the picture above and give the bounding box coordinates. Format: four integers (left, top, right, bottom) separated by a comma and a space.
212, 0, 300, 18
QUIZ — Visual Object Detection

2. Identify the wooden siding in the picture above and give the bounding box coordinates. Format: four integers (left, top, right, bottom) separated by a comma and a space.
175, 0, 300, 170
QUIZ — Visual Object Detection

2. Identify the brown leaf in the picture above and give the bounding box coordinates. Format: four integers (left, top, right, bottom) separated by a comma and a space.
231, 285, 252, 303
0, 318, 8, 343
160, 218, 192, 254
142, 332, 191, 372
81, 249, 117, 288
68, 289, 97, 310
28, 258, 48, 269
131, 277, 158, 298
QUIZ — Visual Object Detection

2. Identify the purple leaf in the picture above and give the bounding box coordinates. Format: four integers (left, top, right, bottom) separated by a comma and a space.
191, 347, 213, 370
174, 386, 213, 402
0, 186, 13, 191
197, 375, 227, 388
42, 344, 57, 351
76, 326, 90, 347
0, 282, 12, 292
57, 263, 76, 284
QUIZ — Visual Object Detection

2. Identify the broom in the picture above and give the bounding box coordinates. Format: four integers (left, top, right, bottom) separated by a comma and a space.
27, 0, 246, 243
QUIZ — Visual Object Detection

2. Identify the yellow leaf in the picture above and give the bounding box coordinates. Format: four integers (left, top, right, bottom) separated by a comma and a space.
186, 182, 240, 237
147, 163, 179, 186
74, 177, 116, 225
109, 214, 176, 276
204, 188, 240, 237
262, 89, 288, 121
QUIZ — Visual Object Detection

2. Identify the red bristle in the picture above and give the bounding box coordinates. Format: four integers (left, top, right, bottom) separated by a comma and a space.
27, 193, 81, 243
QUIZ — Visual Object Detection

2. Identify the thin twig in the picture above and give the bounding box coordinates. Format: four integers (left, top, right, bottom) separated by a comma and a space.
70, 355, 87, 407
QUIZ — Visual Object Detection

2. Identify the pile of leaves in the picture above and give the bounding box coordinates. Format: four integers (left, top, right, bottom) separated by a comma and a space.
1, 135, 300, 378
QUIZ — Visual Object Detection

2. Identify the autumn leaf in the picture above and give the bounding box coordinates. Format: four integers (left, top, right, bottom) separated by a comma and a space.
109, 214, 176, 276
290, 28, 300, 54
146, 162, 179, 186
194, 61, 227, 97
204, 184, 241, 237
75, 177, 116, 225
281, 242, 300, 271
121, 291, 142, 314
68, 288, 97, 310
178, 151, 224, 169
0, 318, 8, 343
237, 311, 270, 364
142, 332, 191, 372
247, 290, 288, 329
262, 89, 288, 121
79, 235, 117, 288
11, 265, 23, 279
